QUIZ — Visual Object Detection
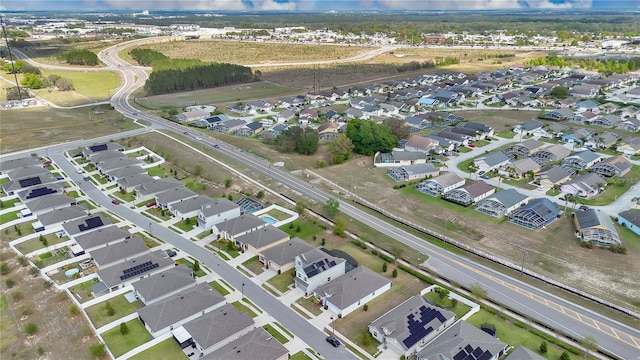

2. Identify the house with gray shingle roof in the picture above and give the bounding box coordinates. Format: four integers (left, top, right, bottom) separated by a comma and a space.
369, 295, 456, 356
17, 183, 64, 202
96, 249, 174, 292
197, 198, 242, 230
62, 214, 112, 238
474, 189, 530, 218
87, 149, 125, 163
294, 248, 346, 294
561, 173, 606, 199
259, 237, 314, 273
416, 173, 465, 196
443, 180, 495, 206
91, 236, 149, 268
155, 187, 198, 210
416, 321, 508, 360
535, 166, 573, 188
82, 142, 124, 159
36, 205, 88, 229
616, 137, 640, 156
132, 264, 195, 305
74, 225, 130, 252
24, 194, 77, 216
3, 173, 58, 195
117, 173, 155, 192
315, 266, 391, 317
617, 210, 640, 236
5, 166, 49, 181
474, 152, 511, 173
573, 208, 621, 246
135, 178, 184, 202
530, 144, 571, 166
211, 213, 267, 239
96, 156, 143, 174
505, 158, 540, 178
0, 156, 43, 175
561, 150, 603, 170
506, 139, 546, 158
173, 304, 254, 356
234, 225, 290, 255
505, 346, 545, 360
404, 136, 440, 154
590, 156, 631, 177
105, 165, 146, 182
170, 195, 215, 220
387, 163, 440, 182
513, 120, 544, 134
137, 282, 226, 337
201, 327, 288, 360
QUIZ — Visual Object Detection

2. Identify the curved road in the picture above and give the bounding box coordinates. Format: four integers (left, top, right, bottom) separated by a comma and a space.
4, 38, 638, 359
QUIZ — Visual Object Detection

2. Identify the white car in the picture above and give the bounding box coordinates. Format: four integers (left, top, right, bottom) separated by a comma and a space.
537, 186, 546, 191
76, 169, 83, 174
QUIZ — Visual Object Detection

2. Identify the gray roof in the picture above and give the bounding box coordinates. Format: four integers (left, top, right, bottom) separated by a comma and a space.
89, 150, 126, 163
417, 321, 507, 360
298, 248, 345, 278
215, 214, 267, 238
137, 282, 225, 332
391, 150, 425, 161
403, 163, 439, 176
156, 187, 198, 205
6, 166, 49, 181
517, 120, 544, 131
63, 215, 113, 236
83, 142, 124, 156
459, 180, 494, 198
117, 173, 155, 189
200, 198, 241, 217
566, 150, 602, 163
574, 208, 616, 231
538, 166, 572, 183
505, 346, 546, 360
17, 183, 65, 201
260, 237, 314, 267
618, 210, 640, 228
132, 264, 195, 303
3, 173, 58, 193
90, 236, 149, 267
479, 152, 511, 167
370, 295, 456, 352
510, 158, 540, 173
202, 327, 288, 360
0, 156, 42, 173
182, 303, 254, 350
97, 249, 174, 288
315, 266, 390, 309
519, 139, 545, 151
536, 144, 571, 160
25, 194, 76, 213
235, 225, 289, 250
37, 205, 88, 226
567, 173, 606, 189
105, 165, 146, 179
98, 157, 143, 172
481, 189, 529, 208
430, 173, 464, 188
136, 178, 184, 196
75, 225, 130, 250
171, 195, 215, 214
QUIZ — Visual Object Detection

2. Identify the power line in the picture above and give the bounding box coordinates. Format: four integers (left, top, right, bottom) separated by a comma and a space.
0, 15, 23, 101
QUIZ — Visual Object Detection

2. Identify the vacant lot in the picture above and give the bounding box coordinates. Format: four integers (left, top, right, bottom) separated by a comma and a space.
16, 39, 121, 67
139, 40, 374, 65
38, 69, 121, 105
0, 105, 140, 153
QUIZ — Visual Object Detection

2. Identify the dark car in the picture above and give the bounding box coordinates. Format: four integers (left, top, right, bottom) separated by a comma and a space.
326, 336, 341, 347
166, 250, 177, 257
111, 199, 120, 205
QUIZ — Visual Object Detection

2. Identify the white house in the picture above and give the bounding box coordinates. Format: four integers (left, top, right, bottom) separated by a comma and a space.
294, 248, 346, 295
196, 198, 242, 230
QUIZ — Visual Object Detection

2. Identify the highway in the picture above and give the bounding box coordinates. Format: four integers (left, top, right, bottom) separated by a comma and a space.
2, 38, 638, 359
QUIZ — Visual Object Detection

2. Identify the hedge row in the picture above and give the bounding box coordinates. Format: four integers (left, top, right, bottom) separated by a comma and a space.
398, 264, 436, 285
513, 321, 581, 355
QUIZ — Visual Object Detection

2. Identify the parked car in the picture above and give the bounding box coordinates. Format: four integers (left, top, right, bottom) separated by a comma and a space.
326, 337, 341, 347
484, 137, 493, 141
76, 169, 84, 174
166, 250, 177, 257
480, 175, 489, 179
146, 201, 156, 208
213, 144, 220, 149
468, 143, 476, 148
478, 171, 486, 176
111, 199, 120, 205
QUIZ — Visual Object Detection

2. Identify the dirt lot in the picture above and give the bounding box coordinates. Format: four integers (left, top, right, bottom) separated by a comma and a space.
0, 239, 103, 360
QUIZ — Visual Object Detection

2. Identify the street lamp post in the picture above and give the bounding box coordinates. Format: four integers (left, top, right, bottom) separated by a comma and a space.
148, 222, 152, 234
330, 316, 335, 335
520, 247, 528, 276
241, 283, 245, 299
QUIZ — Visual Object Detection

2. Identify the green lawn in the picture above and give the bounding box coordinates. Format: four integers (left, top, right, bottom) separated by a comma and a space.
69, 280, 98, 303
146, 165, 169, 177
209, 280, 230, 296
0, 210, 20, 224
546, 188, 561, 196
296, 297, 324, 316
102, 319, 150, 358
145, 207, 172, 221
263, 324, 289, 344
34, 246, 70, 268
290, 351, 313, 360
423, 292, 472, 320
15, 234, 69, 255
467, 309, 575, 360
0, 198, 19, 209
263, 208, 292, 221
232, 301, 258, 318
458, 146, 473, 153
496, 131, 516, 139
175, 257, 206, 277
113, 191, 136, 203
267, 269, 295, 292
242, 256, 264, 275
457, 158, 477, 172
129, 338, 188, 360
290, 304, 312, 319
39, 69, 121, 103
175, 217, 197, 232
574, 168, 640, 206
473, 140, 490, 147
280, 220, 322, 240
85, 293, 144, 328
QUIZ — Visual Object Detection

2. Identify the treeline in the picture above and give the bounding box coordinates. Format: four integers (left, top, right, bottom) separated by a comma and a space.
530, 53, 639, 74
274, 127, 319, 155
131, 49, 259, 95
62, 50, 99, 66
397, 60, 435, 73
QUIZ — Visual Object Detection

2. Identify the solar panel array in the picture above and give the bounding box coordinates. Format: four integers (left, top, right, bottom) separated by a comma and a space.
303, 258, 336, 278
402, 306, 448, 348
26, 187, 57, 199
18, 176, 43, 188
452, 344, 493, 360
119, 261, 159, 281
78, 217, 104, 232
89, 144, 108, 152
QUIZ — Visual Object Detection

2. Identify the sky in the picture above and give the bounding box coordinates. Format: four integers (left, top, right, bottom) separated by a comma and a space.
1, 0, 638, 11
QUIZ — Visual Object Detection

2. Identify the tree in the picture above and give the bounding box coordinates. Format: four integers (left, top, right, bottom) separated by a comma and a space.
549, 86, 569, 99
560, 351, 571, 360
581, 336, 597, 358
5, 86, 30, 101
540, 341, 548, 354
89, 344, 105, 358
3, 59, 25, 73
470, 283, 487, 300
333, 218, 346, 237
68, 304, 80, 317
20, 73, 44, 89
382, 262, 388, 272
392, 268, 398, 278
345, 118, 398, 155
389, 246, 404, 264
323, 198, 340, 218
119, 322, 130, 335
224, 177, 233, 188
105, 301, 115, 316
327, 134, 354, 164
450, 298, 458, 308
294, 200, 307, 217
274, 127, 319, 155
193, 260, 200, 272
24, 323, 38, 336
438, 288, 450, 300
383, 118, 411, 140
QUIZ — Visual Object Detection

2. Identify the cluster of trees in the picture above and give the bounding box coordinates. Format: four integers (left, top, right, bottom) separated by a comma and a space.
274, 126, 319, 155
47, 74, 74, 91
5, 86, 30, 101
435, 57, 460, 66
530, 53, 639, 75
2, 59, 39, 74
17, 73, 74, 91
62, 50, 99, 66
130, 48, 259, 95
345, 118, 398, 156
397, 60, 435, 73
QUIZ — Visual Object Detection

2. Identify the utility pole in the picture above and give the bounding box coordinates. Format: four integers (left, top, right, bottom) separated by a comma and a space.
1, 15, 23, 101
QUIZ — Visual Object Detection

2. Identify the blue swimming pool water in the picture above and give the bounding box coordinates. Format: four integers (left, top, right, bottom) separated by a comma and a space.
262, 216, 277, 224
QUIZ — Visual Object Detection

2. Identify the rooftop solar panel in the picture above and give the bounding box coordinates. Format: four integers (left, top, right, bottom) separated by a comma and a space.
27, 187, 56, 199
465, 345, 474, 353
472, 347, 483, 358
453, 349, 467, 360
478, 351, 493, 360
78, 217, 104, 232
89, 144, 108, 152
18, 177, 42, 188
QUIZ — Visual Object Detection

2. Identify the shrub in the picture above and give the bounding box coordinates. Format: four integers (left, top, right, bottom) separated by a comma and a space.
451, 298, 458, 308
392, 268, 398, 278
0, 262, 10, 275
382, 262, 387, 272
120, 322, 129, 335
379, 253, 394, 263
12, 291, 23, 302
371, 249, 378, 256
19, 305, 31, 316
540, 341, 548, 354
68, 304, 80, 317
5, 278, 15, 288
37, 347, 45, 356
105, 302, 115, 316
24, 322, 38, 336
363, 304, 368, 311
89, 344, 105, 357
559, 351, 571, 360
398, 264, 435, 284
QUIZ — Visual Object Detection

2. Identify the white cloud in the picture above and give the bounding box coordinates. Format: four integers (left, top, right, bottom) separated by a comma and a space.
372, 0, 591, 10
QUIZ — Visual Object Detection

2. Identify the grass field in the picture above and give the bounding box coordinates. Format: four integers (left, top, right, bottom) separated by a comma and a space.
262, 324, 289, 344
129, 338, 187, 360
102, 318, 150, 358
85, 293, 144, 329
209, 280, 231, 296
267, 268, 295, 292
15, 234, 69, 255
232, 301, 258, 318
38, 69, 121, 104
0, 105, 140, 153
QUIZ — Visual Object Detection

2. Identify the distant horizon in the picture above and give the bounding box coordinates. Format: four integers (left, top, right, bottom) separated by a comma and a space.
1, 0, 638, 12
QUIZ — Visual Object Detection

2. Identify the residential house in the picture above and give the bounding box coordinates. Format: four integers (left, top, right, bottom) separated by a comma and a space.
416, 321, 508, 360
590, 156, 631, 177
616, 137, 640, 156
105, 165, 146, 182
368, 295, 456, 357
323, 109, 343, 122
432, 131, 469, 146
211, 214, 267, 240
318, 122, 339, 141
227, 103, 252, 115
344, 108, 366, 120
117, 173, 155, 192
172, 304, 254, 357
81, 142, 124, 159
374, 151, 426, 168
546, 123, 570, 138
513, 120, 544, 135
567, 111, 597, 125
505, 158, 541, 178
617, 210, 640, 236
155, 188, 198, 210
404, 116, 432, 133
573, 99, 601, 113
591, 114, 622, 128
314, 266, 392, 317
2, 173, 57, 195
172, 110, 211, 123
35, 205, 88, 230
299, 108, 318, 122
0, 156, 43, 175
379, 102, 403, 116
211, 119, 247, 134
447, 126, 481, 141
442, 180, 495, 206
95, 250, 174, 293
561, 151, 602, 171
416, 173, 465, 196
561, 128, 595, 147
587, 132, 621, 150
275, 109, 296, 123
573, 208, 621, 246
24, 194, 76, 216
561, 173, 606, 199
74, 225, 131, 253
350, 97, 379, 109
475, 189, 530, 218
473, 152, 511, 173
135, 178, 184, 202
259, 124, 288, 141
535, 166, 572, 188
259, 237, 314, 273
597, 102, 619, 114
95, 157, 143, 174
540, 108, 573, 121
425, 135, 455, 152
91, 236, 149, 268
505, 139, 546, 158
294, 248, 346, 294
63, 215, 113, 240
615, 117, 640, 132
247, 100, 273, 112
457, 122, 494, 137
508, 198, 559, 231
530, 144, 571, 166
171, 195, 215, 220
404, 136, 440, 154
137, 283, 226, 338
570, 84, 600, 98
5, 166, 49, 181
200, 327, 288, 360
132, 264, 196, 305
197, 198, 242, 230
387, 164, 440, 182
235, 122, 264, 137
505, 346, 546, 360
234, 225, 290, 255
